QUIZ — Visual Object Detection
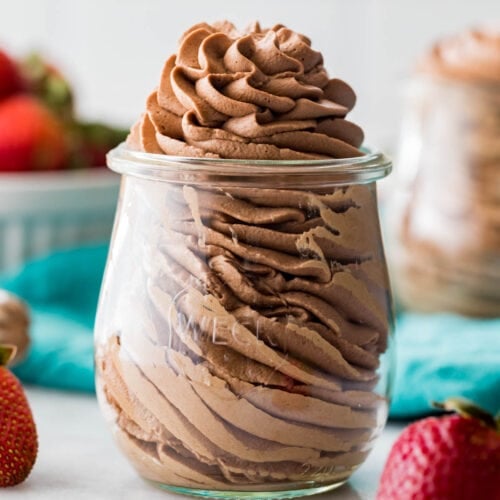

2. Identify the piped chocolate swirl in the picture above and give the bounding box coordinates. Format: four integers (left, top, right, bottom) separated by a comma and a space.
128, 21, 365, 159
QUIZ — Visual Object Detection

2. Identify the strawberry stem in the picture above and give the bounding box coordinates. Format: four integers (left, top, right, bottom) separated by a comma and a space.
0, 344, 17, 366
433, 397, 497, 430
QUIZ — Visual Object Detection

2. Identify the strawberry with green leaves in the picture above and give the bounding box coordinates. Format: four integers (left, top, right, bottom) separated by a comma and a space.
377, 398, 500, 500
0, 50, 127, 170
0, 345, 38, 487
21, 53, 128, 168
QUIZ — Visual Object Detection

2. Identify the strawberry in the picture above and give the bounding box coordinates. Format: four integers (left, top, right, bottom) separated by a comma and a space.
0, 345, 37, 487
376, 398, 500, 500
0, 95, 68, 172
0, 50, 24, 101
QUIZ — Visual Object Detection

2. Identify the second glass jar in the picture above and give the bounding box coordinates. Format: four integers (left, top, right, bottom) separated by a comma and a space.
390, 76, 500, 316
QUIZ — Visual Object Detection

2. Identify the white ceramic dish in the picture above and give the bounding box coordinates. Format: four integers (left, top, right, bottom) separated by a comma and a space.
0, 169, 120, 272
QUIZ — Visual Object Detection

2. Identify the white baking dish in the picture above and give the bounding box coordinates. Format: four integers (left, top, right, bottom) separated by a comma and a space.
0, 170, 119, 272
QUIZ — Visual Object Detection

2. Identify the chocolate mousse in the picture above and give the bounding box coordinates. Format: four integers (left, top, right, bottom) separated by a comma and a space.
393, 27, 500, 316
96, 21, 392, 491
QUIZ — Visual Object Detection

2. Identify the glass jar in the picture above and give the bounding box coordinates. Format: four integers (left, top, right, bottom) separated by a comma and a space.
389, 76, 500, 317
95, 146, 394, 498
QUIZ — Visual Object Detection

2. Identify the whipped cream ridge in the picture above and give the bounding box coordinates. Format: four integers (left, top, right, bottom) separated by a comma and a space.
128, 21, 365, 159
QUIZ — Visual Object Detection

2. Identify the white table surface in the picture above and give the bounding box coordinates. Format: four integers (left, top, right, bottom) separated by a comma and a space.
2, 388, 406, 500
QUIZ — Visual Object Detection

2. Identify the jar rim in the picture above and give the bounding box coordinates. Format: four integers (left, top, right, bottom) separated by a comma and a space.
107, 144, 392, 186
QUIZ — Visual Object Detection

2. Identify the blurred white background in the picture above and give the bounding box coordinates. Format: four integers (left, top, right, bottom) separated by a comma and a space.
1, 0, 499, 151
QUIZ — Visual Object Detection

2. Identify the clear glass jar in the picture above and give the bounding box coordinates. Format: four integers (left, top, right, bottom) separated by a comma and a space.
95, 146, 394, 498
389, 76, 500, 317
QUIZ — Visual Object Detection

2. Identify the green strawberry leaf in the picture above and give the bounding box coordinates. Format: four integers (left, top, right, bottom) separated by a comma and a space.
433, 397, 497, 430
0, 344, 17, 366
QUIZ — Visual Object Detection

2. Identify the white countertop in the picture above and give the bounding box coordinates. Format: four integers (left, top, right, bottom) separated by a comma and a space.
2, 388, 406, 500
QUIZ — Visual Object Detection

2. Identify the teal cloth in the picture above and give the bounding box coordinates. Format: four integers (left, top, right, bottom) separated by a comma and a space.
390, 313, 500, 417
1, 245, 499, 417
0, 245, 107, 392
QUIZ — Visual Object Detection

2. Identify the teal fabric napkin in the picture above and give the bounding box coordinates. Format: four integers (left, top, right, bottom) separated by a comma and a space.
1, 245, 499, 417
0, 245, 107, 392
390, 313, 500, 417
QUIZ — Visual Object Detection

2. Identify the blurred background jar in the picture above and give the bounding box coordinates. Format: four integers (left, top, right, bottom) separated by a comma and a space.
389, 27, 500, 317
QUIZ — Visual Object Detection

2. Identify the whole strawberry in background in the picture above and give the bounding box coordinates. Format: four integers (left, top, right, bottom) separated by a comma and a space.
0, 344, 38, 487
0, 48, 128, 172
0, 95, 68, 172
0, 50, 24, 101
21, 53, 128, 168
377, 398, 500, 500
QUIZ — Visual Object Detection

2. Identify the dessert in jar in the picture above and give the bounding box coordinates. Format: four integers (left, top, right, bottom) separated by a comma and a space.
95, 21, 394, 498
390, 27, 500, 317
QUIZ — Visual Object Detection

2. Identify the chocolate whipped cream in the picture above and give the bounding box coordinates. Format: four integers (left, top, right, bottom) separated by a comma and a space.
96, 21, 392, 492
127, 21, 364, 160
393, 26, 500, 316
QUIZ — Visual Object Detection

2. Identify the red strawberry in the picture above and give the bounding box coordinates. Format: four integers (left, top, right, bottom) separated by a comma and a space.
0, 50, 24, 101
0, 95, 68, 172
377, 398, 500, 500
0, 345, 38, 487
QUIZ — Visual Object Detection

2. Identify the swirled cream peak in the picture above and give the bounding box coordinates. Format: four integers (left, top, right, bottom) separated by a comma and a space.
419, 26, 500, 83
128, 21, 365, 159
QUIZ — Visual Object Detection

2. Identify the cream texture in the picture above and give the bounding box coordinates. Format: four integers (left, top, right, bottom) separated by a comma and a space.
96, 180, 391, 489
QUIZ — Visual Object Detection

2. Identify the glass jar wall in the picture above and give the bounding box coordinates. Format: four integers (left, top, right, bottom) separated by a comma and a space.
95, 147, 393, 498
